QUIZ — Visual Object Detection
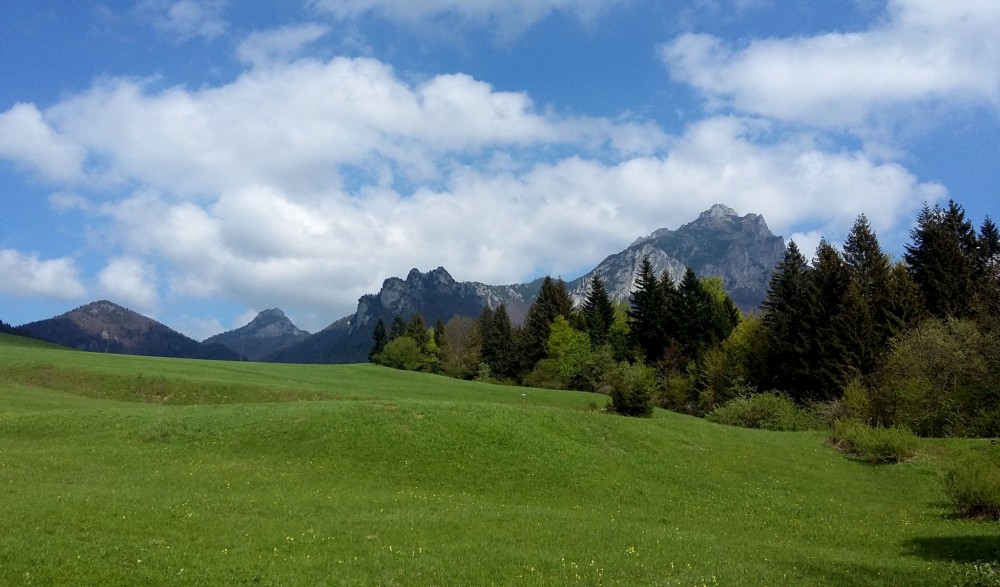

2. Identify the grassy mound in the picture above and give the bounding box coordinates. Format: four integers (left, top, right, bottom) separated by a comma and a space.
0, 340, 995, 585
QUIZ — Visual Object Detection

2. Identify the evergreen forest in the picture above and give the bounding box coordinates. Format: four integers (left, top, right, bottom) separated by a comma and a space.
371, 199, 1000, 438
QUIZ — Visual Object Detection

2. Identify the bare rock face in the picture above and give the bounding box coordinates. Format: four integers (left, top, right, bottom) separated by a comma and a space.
285, 204, 786, 363
567, 204, 785, 312
203, 308, 310, 360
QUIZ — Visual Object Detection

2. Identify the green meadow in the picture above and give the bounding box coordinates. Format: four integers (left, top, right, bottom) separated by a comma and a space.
0, 333, 995, 586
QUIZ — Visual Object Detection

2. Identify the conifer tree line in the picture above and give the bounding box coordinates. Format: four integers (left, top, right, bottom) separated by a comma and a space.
371, 199, 999, 434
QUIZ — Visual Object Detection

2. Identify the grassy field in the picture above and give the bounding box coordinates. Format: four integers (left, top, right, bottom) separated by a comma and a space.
0, 333, 996, 586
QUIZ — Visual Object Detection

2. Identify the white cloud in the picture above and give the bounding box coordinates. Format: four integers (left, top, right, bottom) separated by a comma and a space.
33, 57, 631, 197
0, 103, 84, 182
98, 257, 160, 314
661, 0, 1000, 131
309, 0, 628, 42
236, 23, 330, 67
136, 0, 228, 41
0, 249, 86, 300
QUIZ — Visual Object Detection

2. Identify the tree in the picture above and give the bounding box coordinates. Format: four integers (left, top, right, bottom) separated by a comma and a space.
807, 239, 866, 400
368, 318, 388, 362
628, 255, 670, 364
439, 316, 481, 379
388, 315, 407, 341
405, 312, 431, 350
904, 201, 978, 318
760, 241, 815, 401
480, 304, 518, 380
843, 214, 894, 373
606, 361, 656, 417
582, 274, 615, 347
376, 336, 434, 372
519, 276, 575, 374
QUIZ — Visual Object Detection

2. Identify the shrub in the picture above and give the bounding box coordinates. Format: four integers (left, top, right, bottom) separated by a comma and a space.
942, 446, 1000, 520
605, 361, 655, 417
705, 391, 806, 431
828, 419, 918, 464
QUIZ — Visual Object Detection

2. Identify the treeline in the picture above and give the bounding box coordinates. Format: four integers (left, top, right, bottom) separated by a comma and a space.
371, 199, 1000, 436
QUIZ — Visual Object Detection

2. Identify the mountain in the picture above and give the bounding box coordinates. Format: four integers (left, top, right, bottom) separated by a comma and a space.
565, 204, 785, 312
18, 300, 239, 360
203, 308, 310, 360
275, 204, 786, 364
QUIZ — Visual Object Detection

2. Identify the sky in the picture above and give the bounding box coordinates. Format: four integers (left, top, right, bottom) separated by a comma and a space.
1, 0, 998, 338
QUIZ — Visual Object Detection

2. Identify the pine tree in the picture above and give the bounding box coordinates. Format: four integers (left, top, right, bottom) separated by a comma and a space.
760, 241, 815, 400
808, 240, 864, 400
480, 304, 518, 379
582, 274, 615, 347
843, 214, 892, 374
905, 201, 978, 318
628, 255, 669, 364
520, 276, 575, 374
405, 312, 430, 350
675, 267, 717, 360
388, 315, 407, 341
369, 318, 388, 362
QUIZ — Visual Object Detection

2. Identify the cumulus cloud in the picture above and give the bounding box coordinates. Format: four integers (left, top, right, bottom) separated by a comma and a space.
136, 0, 228, 41
309, 0, 627, 42
661, 0, 1000, 131
0, 49, 944, 321
0, 249, 86, 300
0, 103, 84, 182
98, 257, 160, 314
34, 57, 645, 197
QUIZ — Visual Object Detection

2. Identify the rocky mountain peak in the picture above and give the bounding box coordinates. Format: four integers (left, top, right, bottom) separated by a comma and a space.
699, 203, 738, 221
203, 307, 309, 360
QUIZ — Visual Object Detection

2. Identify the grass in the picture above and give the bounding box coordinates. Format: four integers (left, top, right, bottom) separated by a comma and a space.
0, 333, 997, 585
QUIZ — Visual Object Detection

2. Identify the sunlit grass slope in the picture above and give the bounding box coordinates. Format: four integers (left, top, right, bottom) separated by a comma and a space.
0, 335, 995, 585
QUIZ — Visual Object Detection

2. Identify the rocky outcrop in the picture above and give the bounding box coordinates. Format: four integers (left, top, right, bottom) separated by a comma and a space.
203, 308, 310, 360
566, 204, 785, 312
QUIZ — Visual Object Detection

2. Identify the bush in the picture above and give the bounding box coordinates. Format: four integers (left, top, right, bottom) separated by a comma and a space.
705, 391, 807, 431
604, 361, 655, 417
828, 419, 918, 464
942, 446, 1000, 520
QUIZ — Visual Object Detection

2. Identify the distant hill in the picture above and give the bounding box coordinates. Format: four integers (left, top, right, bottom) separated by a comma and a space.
18, 300, 239, 360
203, 308, 310, 360
274, 204, 786, 364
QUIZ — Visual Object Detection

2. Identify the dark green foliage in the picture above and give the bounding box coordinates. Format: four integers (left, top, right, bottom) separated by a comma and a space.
843, 215, 896, 374
675, 267, 717, 359
368, 318, 387, 361
582, 274, 615, 347
479, 304, 518, 380
388, 315, 407, 341
605, 361, 655, 417
405, 312, 430, 350
519, 276, 575, 374
433, 319, 446, 350
807, 240, 865, 400
943, 445, 1000, 520
760, 242, 815, 401
705, 391, 810, 431
628, 256, 672, 364
828, 420, 918, 464
905, 201, 979, 319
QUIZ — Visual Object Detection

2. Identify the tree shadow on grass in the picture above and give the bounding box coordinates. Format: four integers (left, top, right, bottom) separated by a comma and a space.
904, 536, 1000, 563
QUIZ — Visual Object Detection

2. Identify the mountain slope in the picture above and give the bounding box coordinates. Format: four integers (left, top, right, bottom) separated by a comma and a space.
203, 308, 310, 360
280, 204, 785, 364
18, 300, 239, 360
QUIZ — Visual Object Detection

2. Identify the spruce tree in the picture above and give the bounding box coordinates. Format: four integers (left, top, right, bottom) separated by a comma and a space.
675, 267, 716, 360
480, 304, 518, 379
520, 276, 575, 374
628, 255, 669, 364
369, 318, 388, 362
405, 312, 430, 350
760, 241, 815, 401
388, 315, 407, 341
843, 214, 892, 374
808, 240, 864, 400
905, 201, 978, 318
582, 274, 615, 347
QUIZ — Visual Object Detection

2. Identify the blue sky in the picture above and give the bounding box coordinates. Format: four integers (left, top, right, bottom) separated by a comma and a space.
2, 0, 998, 338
